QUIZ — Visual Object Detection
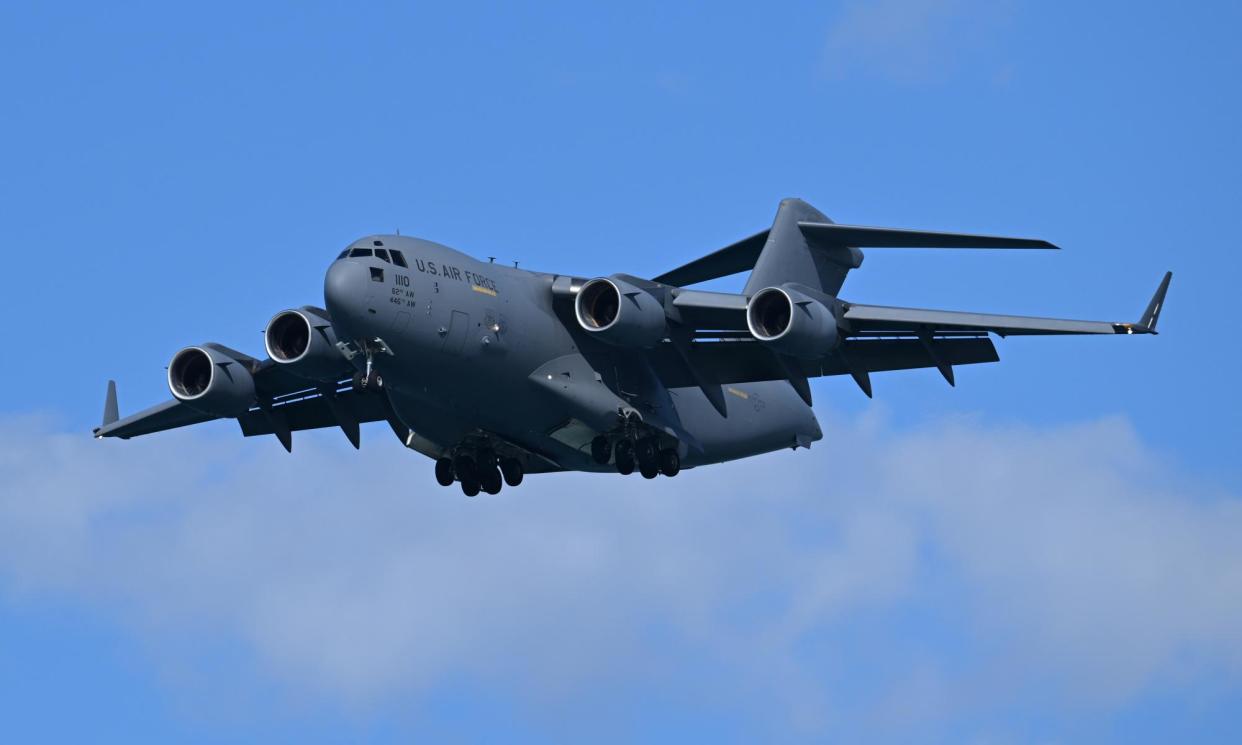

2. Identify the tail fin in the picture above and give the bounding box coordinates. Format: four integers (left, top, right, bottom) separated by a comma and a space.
742, 199, 859, 297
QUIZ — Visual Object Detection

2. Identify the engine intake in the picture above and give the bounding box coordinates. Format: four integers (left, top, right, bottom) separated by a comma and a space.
264, 307, 348, 381
746, 285, 839, 358
168, 346, 256, 417
574, 277, 667, 348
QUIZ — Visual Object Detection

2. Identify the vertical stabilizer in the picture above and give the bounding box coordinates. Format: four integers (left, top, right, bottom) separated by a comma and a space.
742, 198, 862, 297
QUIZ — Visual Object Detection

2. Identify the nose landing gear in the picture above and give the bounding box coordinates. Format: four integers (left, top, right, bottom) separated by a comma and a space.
347, 339, 391, 393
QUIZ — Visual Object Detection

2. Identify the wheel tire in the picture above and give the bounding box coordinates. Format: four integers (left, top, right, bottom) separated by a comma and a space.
368, 373, 384, 391
434, 457, 455, 487
635, 437, 658, 470
351, 371, 367, 393
590, 435, 611, 465
480, 465, 503, 495
500, 458, 524, 487
614, 440, 635, 475
640, 461, 659, 479
453, 455, 477, 485
658, 449, 681, 477
460, 479, 480, 497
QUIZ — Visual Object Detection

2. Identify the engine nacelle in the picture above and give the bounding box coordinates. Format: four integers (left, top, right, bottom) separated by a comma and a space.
263, 307, 348, 381
167, 345, 256, 417
746, 285, 840, 358
574, 277, 667, 348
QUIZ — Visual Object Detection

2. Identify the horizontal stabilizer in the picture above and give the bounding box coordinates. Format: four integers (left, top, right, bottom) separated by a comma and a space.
653, 229, 769, 287
797, 222, 1058, 249
653, 215, 1057, 288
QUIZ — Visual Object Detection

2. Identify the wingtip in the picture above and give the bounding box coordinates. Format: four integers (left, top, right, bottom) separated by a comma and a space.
1137, 270, 1173, 333
102, 379, 119, 428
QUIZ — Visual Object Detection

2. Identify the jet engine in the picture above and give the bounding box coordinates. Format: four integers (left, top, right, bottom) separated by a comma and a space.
746, 285, 840, 358
574, 277, 667, 348
167, 345, 256, 417
264, 307, 348, 381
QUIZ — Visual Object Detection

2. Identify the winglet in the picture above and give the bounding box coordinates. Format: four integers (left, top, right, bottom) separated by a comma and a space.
102, 380, 119, 429
1136, 271, 1173, 334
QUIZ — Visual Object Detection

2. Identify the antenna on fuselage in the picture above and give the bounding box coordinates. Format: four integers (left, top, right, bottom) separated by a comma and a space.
488, 256, 495, 263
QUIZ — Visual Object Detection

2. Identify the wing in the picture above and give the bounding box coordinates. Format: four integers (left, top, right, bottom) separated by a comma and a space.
655, 272, 1171, 403
93, 352, 392, 451
843, 270, 1172, 338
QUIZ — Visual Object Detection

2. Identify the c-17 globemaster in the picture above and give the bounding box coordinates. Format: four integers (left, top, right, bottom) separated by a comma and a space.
94, 198, 1171, 495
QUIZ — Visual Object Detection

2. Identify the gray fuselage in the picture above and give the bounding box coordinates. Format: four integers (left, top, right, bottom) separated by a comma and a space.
323, 235, 822, 473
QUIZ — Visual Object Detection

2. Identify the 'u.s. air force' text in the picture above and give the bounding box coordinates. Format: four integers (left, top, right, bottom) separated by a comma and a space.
409, 258, 498, 292
387, 259, 501, 307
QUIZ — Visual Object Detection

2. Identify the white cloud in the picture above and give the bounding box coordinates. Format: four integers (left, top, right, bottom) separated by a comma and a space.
0, 408, 1239, 738
823, 0, 1016, 83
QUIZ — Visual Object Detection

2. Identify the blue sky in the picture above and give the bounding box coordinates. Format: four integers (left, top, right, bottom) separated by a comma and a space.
1, 1, 1240, 742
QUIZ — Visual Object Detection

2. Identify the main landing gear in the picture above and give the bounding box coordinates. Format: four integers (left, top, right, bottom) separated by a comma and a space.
591, 434, 680, 479
435, 449, 524, 497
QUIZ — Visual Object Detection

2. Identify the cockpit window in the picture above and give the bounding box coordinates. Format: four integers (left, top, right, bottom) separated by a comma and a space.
390, 250, 408, 268
337, 249, 350, 259
349, 248, 373, 258
375, 248, 391, 263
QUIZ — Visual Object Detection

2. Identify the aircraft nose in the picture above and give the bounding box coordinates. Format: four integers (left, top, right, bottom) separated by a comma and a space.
324, 259, 369, 331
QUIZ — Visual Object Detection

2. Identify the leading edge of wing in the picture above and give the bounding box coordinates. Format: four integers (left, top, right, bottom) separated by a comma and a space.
844, 304, 1130, 336
844, 271, 1172, 337
93, 398, 216, 439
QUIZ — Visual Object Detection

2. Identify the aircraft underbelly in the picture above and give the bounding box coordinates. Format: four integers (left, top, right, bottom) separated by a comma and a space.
672, 381, 822, 466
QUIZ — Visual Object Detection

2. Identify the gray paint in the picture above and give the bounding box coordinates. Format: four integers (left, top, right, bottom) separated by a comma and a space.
92, 199, 1170, 489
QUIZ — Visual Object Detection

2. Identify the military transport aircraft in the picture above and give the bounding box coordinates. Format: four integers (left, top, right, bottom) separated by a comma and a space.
94, 199, 1171, 496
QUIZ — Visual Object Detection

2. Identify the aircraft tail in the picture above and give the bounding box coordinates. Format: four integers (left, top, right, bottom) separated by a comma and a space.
653, 197, 1058, 292
741, 199, 857, 298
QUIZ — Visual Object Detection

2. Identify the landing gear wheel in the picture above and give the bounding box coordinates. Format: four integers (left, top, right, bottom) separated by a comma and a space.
453, 455, 477, 488
590, 435, 612, 465
658, 449, 681, 477
614, 439, 635, 476
480, 465, 503, 495
460, 479, 480, 497
351, 371, 384, 393
434, 457, 455, 487
635, 437, 658, 468
500, 458, 524, 487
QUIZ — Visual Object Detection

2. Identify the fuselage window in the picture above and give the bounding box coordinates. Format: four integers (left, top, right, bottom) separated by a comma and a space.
390, 250, 408, 268
349, 248, 373, 258
375, 248, 391, 263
